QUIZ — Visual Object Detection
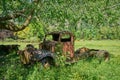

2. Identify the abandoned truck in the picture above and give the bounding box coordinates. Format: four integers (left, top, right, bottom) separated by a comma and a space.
18, 31, 110, 67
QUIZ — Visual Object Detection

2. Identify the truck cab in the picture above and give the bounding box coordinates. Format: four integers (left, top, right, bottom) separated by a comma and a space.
39, 31, 75, 59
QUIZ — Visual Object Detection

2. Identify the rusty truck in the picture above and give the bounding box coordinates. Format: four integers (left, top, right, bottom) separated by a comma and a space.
18, 31, 110, 67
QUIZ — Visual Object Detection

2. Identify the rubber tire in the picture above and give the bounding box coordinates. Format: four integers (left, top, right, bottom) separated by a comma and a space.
40, 57, 55, 68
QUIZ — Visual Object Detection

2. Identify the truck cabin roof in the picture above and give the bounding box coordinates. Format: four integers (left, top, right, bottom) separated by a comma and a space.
45, 31, 74, 42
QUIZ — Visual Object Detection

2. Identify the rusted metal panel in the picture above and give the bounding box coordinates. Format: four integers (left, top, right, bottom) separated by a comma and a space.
62, 42, 74, 58
40, 41, 58, 53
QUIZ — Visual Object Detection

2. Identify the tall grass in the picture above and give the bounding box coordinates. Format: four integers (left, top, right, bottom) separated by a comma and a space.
0, 40, 120, 80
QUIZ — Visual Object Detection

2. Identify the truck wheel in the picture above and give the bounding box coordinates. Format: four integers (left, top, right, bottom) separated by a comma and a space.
40, 57, 55, 68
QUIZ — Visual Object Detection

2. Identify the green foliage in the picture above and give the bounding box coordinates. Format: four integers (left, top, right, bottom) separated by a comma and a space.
75, 26, 120, 40
33, 0, 120, 40
0, 0, 120, 40
29, 21, 45, 40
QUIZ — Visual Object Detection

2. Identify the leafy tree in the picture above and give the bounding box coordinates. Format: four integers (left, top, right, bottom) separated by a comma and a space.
0, 0, 38, 31
0, 0, 120, 40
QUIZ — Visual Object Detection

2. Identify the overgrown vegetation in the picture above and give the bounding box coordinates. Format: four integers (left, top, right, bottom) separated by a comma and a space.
0, 0, 120, 79
0, 40, 120, 80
